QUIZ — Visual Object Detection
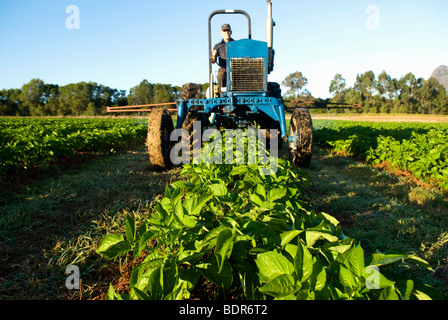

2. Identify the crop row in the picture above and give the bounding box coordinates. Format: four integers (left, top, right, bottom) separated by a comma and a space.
314, 120, 448, 190
0, 118, 147, 175
96, 131, 441, 300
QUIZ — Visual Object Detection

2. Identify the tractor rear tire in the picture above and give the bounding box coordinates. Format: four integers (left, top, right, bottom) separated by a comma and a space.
289, 108, 313, 168
147, 108, 174, 170
180, 83, 202, 100
181, 105, 206, 161
178, 83, 206, 163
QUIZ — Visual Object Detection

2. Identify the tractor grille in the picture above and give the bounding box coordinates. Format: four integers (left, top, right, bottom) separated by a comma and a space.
230, 57, 267, 93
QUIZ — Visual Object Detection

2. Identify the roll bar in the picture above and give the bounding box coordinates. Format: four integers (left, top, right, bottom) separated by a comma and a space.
208, 10, 252, 97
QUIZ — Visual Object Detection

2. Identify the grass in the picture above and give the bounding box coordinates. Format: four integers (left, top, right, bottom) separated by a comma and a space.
302, 145, 448, 296
0, 146, 180, 299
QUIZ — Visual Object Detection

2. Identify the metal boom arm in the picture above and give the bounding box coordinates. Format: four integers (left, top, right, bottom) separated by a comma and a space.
284, 100, 362, 110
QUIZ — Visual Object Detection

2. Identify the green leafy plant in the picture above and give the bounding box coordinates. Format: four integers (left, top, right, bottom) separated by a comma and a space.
314, 120, 448, 190
96, 129, 442, 300
366, 130, 448, 190
0, 118, 147, 175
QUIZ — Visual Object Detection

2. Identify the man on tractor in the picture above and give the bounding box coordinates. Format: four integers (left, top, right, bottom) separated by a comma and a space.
210, 23, 234, 96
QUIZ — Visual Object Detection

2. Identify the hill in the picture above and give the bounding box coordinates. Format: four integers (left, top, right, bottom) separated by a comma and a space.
431, 65, 448, 92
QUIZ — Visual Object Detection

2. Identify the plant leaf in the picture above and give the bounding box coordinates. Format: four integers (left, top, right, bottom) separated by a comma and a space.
366, 251, 407, 266
267, 188, 287, 202
294, 241, 313, 282
259, 274, 301, 298
254, 184, 266, 201
203, 257, 233, 291
405, 254, 433, 271
249, 193, 263, 206
345, 244, 365, 277
214, 228, 234, 273
396, 279, 413, 300
184, 194, 212, 216
125, 215, 136, 243
96, 234, 131, 259
318, 212, 340, 226
378, 286, 400, 300
105, 283, 122, 300
362, 266, 395, 289
208, 183, 228, 196
256, 251, 294, 283
280, 230, 303, 247
339, 265, 356, 291
147, 264, 164, 300
136, 229, 159, 256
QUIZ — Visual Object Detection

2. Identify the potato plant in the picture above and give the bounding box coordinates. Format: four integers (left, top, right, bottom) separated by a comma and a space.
0, 118, 147, 175
314, 121, 448, 190
96, 130, 442, 300
365, 129, 448, 190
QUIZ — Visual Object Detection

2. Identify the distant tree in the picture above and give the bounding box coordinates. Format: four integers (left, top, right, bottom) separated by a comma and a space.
419, 77, 444, 114
344, 88, 363, 113
153, 83, 177, 104
282, 71, 308, 98
58, 82, 95, 116
354, 71, 377, 112
1, 79, 135, 116
85, 102, 97, 116
128, 80, 154, 105
92, 84, 111, 109
376, 71, 390, 97
436, 82, 448, 114
299, 88, 313, 100
396, 73, 420, 113
0, 89, 21, 115
376, 71, 393, 113
19, 78, 46, 116
42, 83, 60, 115
115, 90, 128, 106
355, 71, 376, 97
90, 84, 122, 114
329, 73, 346, 103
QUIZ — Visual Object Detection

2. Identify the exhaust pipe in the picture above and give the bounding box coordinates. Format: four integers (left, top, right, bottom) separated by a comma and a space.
266, 0, 275, 73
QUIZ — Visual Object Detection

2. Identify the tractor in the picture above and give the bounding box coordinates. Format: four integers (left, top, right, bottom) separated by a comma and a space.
109, 1, 360, 169
147, 0, 314, 170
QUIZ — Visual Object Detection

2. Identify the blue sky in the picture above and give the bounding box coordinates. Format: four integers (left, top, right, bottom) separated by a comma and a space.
0, 0, 447, 98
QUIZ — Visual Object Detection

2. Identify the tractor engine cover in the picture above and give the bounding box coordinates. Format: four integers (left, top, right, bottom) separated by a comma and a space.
227, 39, 268, 94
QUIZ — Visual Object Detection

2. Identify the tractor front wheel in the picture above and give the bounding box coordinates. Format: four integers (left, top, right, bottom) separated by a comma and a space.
289, 108, 313, 168
147, 108, 174, 170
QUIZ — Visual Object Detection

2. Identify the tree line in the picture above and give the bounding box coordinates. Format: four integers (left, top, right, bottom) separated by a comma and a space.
282, 70, 448, 115
0, 79, 194, 116
1, 70, 447, 116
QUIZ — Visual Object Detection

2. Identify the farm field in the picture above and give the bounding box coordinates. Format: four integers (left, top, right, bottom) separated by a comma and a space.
312, 118, 448, 190
0, 116, 447, 300
311, 113, 448, 123
0, 117, 147, 176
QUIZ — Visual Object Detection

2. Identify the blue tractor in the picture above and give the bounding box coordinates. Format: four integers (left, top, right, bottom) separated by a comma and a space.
147, 0, 313, 169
